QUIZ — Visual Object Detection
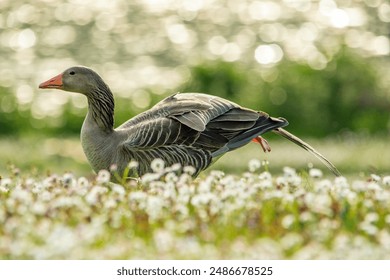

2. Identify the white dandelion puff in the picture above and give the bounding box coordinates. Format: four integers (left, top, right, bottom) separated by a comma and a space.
210, 170, 225, 179
359, 222, 378, 236
170, 163, 182, 172
77, 177, 90, 188
110, 164, 118, 172
370, 174, 381, 182
367, 182, 381, 191
96, 169, 111, 184
248, 159, 261, 173
112, 184, 125, 196
309, 168, 323, 178
276, 176, 288, 186
259, 171, 272, 181
128, 160, 139, 169
62, 172, 75, 187
165, 172, 178, 183
141, 172, 161, 184
365, 212, 379, 223
281, 215, 295, 229
85, 186, 108, 205
183, 165, 196, 176
382, 176, 390, 186
315, 179, 332, 192
151, 158, 165, 173
283, 167, 297, 177
334, 176, 349, 188
0, 178, 12, 189
31, 202, 47, 215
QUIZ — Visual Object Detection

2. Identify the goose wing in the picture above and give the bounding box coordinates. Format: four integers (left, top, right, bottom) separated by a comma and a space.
116, 93, 287, 174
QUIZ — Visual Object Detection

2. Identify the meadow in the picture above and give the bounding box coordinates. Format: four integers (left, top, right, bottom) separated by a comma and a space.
1, 136, 390, 259
1, 0, 390, 260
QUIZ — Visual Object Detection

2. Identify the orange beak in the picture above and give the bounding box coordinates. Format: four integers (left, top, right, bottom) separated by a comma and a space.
39, 73, 63, 89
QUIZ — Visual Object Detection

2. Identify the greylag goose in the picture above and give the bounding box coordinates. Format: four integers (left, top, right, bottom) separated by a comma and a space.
39, 66, 341, 178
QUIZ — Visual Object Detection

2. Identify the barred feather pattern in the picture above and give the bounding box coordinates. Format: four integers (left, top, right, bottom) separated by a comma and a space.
113, 93, 287, 176
88, 82, 115, 133
118, 145, 211, 177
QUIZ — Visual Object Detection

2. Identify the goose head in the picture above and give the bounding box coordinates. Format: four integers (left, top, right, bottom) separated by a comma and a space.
39, 66, 109, 97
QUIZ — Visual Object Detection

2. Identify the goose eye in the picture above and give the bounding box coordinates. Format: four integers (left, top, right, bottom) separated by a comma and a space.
69, 71, 76, 75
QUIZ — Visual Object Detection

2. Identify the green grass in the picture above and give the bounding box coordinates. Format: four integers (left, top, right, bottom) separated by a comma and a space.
1, 135, 389, 178
0, 136, 389, 259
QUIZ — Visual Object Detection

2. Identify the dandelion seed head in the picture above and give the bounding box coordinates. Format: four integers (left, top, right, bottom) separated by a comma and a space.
281, 233, 303, 249
30, 183, 45, 194
288, 175, 302, 187
77, 177, 89, 188
315, 179, 332, 192
334, 176, 349, 189
283, 167, 297, 177
104, 198, 117, 209
52, 196, 80, 209
309, 168, 323, 178
96, 169, 111, 184
210, 170, 225, 179
128, 160, 139, 169
365, 212, 379, 223
147, 196, 165, 221
259, 171, 272, 181
62, 172, 75, 186
275, 176, 287, 187
346, 191, 357, 204
0, 185, 9, 193
112, 184, 125, 196
378, 230, 390, 250
141, 173, 161, 184
85, 186, 108, 205
11, 187, 33, 204
109, 164, 118, 172
183, 165, 196, 176
1, 178, 12, 188
154, 229, 174, 252
370, 174, 381, 182
25, 178, 35, 188
281, 214, 295, 229
360, 222, 378, 235
299, 211, 314, 223
165, 172, 178, 183
352, 180, 366, 192
46, 225, 77, 255
129, 191, 148, 202
31, 202, 46, 215
383, 176, 390, 186
151, 158, 165, 173
40, 190, 53, 201
367, 182, 381, 191
248, 159, 261, 173
259, 179, 273, 189
165, 163, 182, 173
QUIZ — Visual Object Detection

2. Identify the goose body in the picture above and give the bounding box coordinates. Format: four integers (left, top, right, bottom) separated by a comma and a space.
39, 66, 341, 178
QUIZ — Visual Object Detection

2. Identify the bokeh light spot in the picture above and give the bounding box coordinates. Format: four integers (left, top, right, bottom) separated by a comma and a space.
255, 44, 284, 66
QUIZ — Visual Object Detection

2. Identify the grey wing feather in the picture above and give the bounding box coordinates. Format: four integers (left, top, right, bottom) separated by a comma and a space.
116, 92, 288, 176
273, 128, 342, 176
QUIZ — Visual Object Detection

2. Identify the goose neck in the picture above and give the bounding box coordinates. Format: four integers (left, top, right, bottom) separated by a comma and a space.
87, 88, 115, 133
